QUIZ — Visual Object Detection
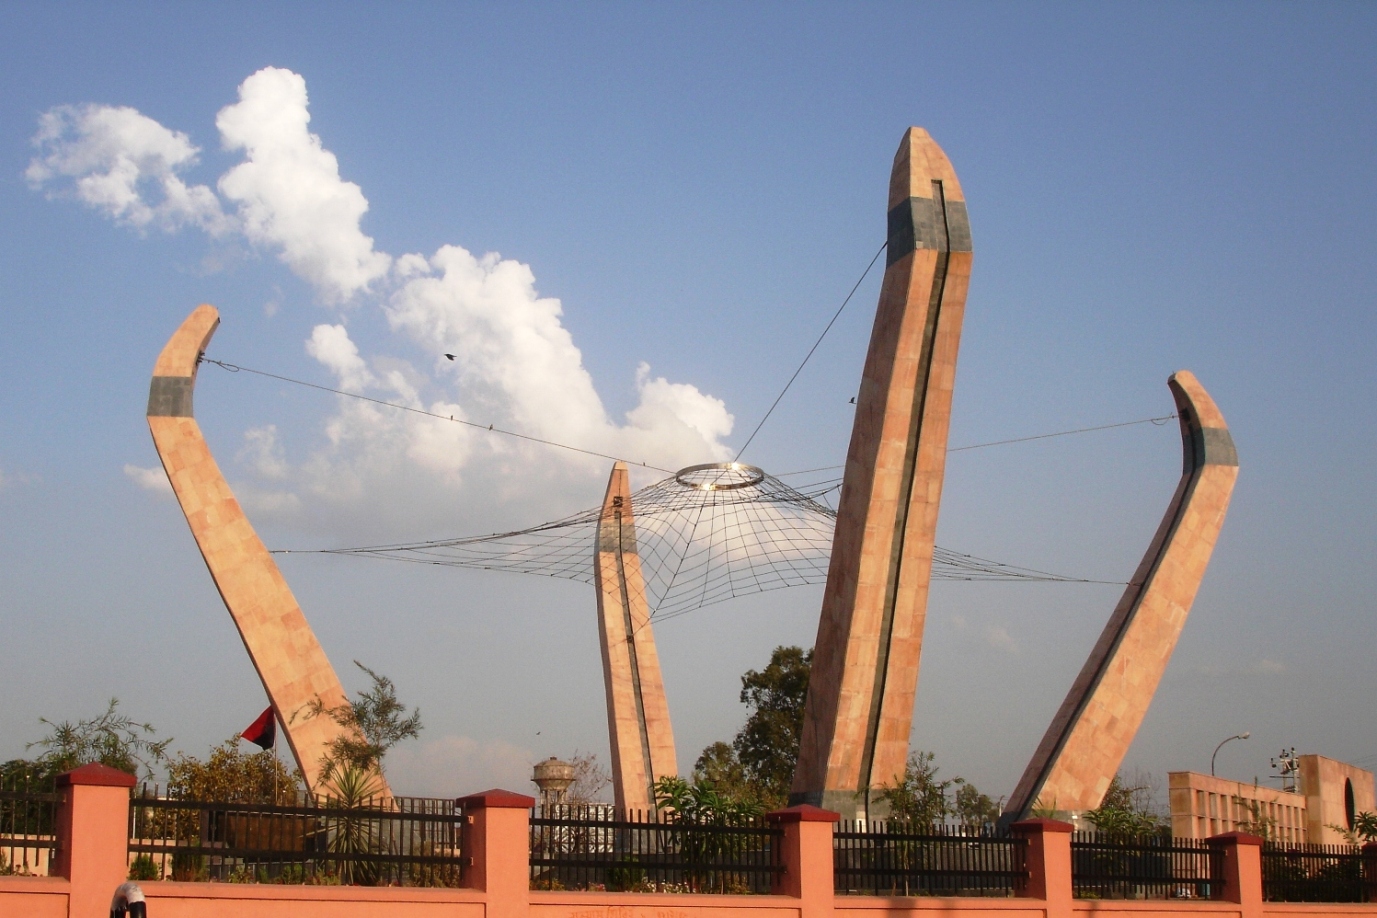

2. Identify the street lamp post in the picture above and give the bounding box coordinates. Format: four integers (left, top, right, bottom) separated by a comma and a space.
1211, 732, 1251, 776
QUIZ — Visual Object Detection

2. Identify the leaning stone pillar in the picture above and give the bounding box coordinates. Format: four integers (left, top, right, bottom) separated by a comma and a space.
791, 128, 972, 816
147, 305, 377, 795
1005, 371, 1238, 821
594, 461, 678, 813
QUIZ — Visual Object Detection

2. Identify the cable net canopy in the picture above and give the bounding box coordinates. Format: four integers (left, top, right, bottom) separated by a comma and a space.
294, 464, 1108, 622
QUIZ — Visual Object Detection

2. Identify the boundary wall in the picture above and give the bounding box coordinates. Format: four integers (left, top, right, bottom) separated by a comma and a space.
3, 764, 1375, 918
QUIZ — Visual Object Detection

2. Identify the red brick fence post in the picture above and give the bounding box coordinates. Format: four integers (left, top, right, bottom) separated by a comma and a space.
1011, 818, 1073, 918
1207, 832, 1264, 918
460, 789, 536, 918
768, 805, 839, 918
53, 764, 136, 918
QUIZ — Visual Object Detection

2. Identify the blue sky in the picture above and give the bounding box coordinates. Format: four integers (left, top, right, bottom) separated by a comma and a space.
1, 2, 1374, 803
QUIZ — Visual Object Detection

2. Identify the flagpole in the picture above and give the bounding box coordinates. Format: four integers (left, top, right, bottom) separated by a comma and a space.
272, 714, 280, 803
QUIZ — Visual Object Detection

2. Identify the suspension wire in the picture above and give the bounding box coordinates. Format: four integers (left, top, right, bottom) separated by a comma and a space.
279, 467, 1125, 624
773, 413, 1178, 477
733, 241, 887, 463
948, 413, 1177, 453
774, 464, 849, 478
200, 357, 676, 475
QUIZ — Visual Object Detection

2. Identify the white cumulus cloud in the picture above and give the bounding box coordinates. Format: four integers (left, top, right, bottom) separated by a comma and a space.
381, 244, 734, 475
216, 68, 391, 302
238, 425, 291, 480
124, 464, 173, 495
27, 104, 230, 234
306, 324, 375, 392
37, 67, 736, 533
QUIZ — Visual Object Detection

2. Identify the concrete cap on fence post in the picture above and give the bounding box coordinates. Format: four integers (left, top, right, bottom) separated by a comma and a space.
1205, 831, 1266, 847
767, 804, 841, 824
53, 764, 137, 918
457, 788, 535, 918
1009, 817, 1074, 836
1206, 831, 1264, 915
458, 789, 538, 810
56, 763, 139, 789
767, 804, 839, 909
1010, 818, 1073, 916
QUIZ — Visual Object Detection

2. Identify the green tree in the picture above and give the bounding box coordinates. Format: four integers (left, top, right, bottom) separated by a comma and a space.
876, 750, 952, 827
653, 775, 763, 825
304, 661, 422, 786
165, 737, 302, 803
693, 742, 750, 795
653, 776, 765, 893
734, 646, 811, 801
952, 781, 1002, 833
23, 698, 170, 780
693, 646, 811, 809
1085, 773, 1166, 836
1331, 811, 1377, 846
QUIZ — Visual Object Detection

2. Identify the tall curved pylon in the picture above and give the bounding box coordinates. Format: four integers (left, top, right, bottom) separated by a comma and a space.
791, 128, 972, 817
1004, 370, 1238, 822
147, 305, 382, 795
594, 461, 677, 813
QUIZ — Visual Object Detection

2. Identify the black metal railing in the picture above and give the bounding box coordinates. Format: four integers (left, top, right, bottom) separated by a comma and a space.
1070, 832, 1219, 900
529, 805, 782, 893
0, 771, 59, 877
128, 789, 463, 886
833, 821, 1027, 897
1262, 842, 1372, 902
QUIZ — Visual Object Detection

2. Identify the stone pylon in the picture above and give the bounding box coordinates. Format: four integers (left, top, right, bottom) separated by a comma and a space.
1004, 371, 1238, 822
147, 305, 382, 796
791, 128, 973, 817
594, 461, 678, 813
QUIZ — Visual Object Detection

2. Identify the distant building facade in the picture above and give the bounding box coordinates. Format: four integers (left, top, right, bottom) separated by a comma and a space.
1169, 755, 1374, 845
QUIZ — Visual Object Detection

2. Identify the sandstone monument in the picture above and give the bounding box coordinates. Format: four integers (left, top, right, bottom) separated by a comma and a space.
791, 128, 973, 817
594, 462, 678, 812
1004, 371, 1238, 822
148, 305, 377, 795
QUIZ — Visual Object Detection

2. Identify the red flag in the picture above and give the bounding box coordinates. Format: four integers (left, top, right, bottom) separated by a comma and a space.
241, 706, 276, 750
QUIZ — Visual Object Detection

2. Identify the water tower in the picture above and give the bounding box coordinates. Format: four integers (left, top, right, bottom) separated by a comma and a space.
532, 757, 575, 812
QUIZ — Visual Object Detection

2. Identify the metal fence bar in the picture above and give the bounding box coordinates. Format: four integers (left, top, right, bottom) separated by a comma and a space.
127, 788, 464, 886
529, 806, 782, 893
1262, 843, 1369, 903
833, 821, 1027, 897
1070, 832, 1220, 900
0, 773, 59, 877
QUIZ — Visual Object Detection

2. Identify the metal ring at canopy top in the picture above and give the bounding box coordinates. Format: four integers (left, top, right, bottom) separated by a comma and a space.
674, 462, 767, 491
